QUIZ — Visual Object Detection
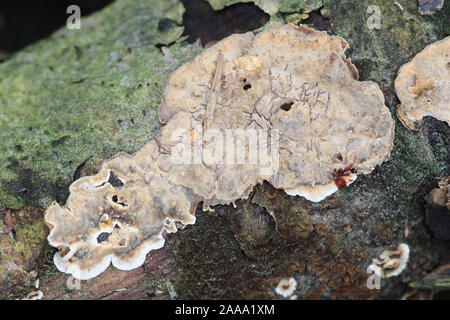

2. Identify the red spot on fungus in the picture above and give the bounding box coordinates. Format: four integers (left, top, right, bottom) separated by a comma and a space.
333, 163, 354, 189
336, 153, 343, 161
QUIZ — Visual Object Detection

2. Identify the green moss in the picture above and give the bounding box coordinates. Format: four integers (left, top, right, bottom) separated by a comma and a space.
0, 206, 47, 298
284, 13, 310, 25
4, 207, 47, 263
0, 0, 202, 209
278, 0, 323, 13
323, 0, 449, 86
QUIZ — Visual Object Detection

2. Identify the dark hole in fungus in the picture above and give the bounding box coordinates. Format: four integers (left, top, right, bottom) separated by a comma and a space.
97, 232, 111, 243
108, 170, 124, 187
94, 170, 124, 188
112, 195, 127, 207
280, 102, 294, 111
243, 84, 252, 90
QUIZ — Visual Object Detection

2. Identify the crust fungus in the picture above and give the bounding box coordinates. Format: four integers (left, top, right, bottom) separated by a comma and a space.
21, 290, 43, 300
275, 277, 297, 298
45, 24, 394, 280
368, 243, 410, 278
45, 142, 197, 280
395, 36, 450, 130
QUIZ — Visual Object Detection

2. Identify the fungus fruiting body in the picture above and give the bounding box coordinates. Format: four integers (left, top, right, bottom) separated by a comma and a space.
275, 277, 297, 298
45, 24, 395, 280
368, 243, 410, 278
21, 290, 43, 300
395, 36, 450, 130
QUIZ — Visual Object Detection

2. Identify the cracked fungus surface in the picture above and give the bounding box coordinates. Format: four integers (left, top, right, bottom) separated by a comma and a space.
395, 36, 450, 131
45, 24, 394, 280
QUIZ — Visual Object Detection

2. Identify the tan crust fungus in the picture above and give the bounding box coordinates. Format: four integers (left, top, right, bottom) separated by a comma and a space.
21, 290, 43, 300
275, 277, 297, 298
45, 24, 395, 280
395, 36, 450, 130
368, 243, 410, 278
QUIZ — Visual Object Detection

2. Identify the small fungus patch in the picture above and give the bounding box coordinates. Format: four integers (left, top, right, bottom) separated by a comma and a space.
395, 36, 450, 130
368, 243, 410, 278
21, 290, 43, 300
275, 277, 297, 298
45, 25, 394, 280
